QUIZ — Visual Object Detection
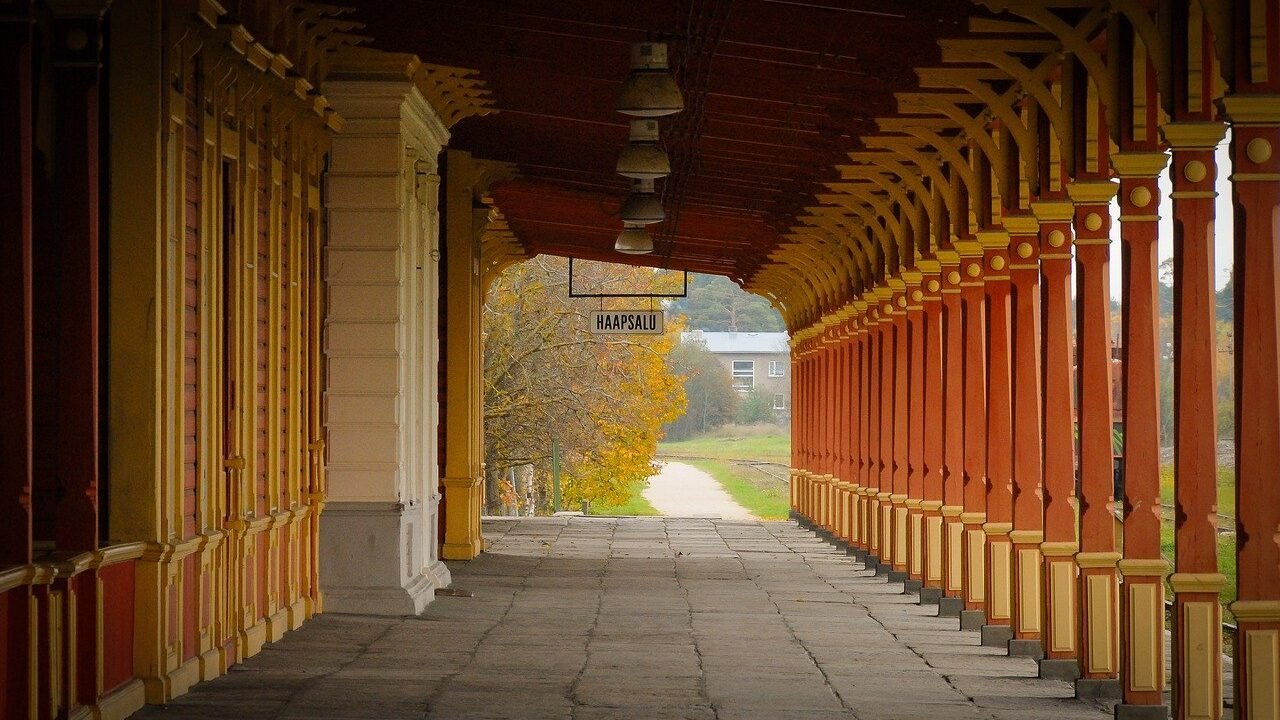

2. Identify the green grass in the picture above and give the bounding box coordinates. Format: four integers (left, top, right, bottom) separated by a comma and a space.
1159, 521, 1237, 622
658, 433, 791, 464
588, 480, 660, 516
1158, 464, 1235, 516
686, 459, 791, 520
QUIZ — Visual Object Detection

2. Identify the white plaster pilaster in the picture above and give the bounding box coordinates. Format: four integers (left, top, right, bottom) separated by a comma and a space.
320, 71, 451, 615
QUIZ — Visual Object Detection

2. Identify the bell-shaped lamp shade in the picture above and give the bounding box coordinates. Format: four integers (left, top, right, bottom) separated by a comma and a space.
619, 178, 664, 225
615, 224, 655, 255
616, 43, 684, 117
616, 119, 670, 179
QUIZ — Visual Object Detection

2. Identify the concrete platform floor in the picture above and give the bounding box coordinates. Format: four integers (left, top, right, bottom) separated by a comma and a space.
133, 517, 1114, 720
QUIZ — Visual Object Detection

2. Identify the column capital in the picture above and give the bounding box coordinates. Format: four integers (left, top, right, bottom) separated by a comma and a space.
1220, 94, 1280, 125
1002, 214, 1038, 236
1065, 179, 1119, 205
1159, 120, 1228, 150
1110, 151, 1170, 179
976, 228, 1010, 250
1168, 572, 1228, 594
1030, 200, 1074, 223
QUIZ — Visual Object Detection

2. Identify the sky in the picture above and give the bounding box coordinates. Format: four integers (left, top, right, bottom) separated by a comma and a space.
1107, 132, 1234, 302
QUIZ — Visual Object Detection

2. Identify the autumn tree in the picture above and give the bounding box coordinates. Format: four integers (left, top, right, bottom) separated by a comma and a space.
662, 339, 738, 441
483, 257, 686, 513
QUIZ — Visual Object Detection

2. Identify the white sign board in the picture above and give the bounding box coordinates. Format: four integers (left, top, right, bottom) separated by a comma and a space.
590, 310, 664, 335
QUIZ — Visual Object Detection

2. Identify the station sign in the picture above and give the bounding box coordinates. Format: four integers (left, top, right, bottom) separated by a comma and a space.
589, 310, 664, 335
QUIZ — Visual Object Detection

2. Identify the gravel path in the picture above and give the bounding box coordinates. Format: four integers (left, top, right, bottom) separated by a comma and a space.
642, 460, 756, 520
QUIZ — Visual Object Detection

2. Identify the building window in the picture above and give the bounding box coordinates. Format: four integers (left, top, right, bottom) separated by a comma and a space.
768, 360, 785, 377
773, 393, 786, 410
732, 360, 754, 391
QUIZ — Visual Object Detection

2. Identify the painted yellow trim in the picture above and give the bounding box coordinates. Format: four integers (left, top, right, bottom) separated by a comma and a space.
1085, 573, 1116, 674
1049, 560, 1077, 654
1232, 600, 1280, 622
1182, 601, 1222, 717
1127, 582, 1163, 693
989, 540, 1011, 620
1168, 572, 1228, 594
1017, 547, 1042, 634
1244, 629, 1279, 720
1075, 551, 1122, 569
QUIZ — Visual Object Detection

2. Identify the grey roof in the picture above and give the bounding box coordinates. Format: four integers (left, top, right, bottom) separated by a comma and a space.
681, 331, 790, 354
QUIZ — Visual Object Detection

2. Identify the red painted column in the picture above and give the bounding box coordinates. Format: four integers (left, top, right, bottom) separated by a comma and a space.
1033, 198, 1080, 673
847, 325, 862, 548
1067, 180, 1121, 689
905, 273, 927, 583
1111, 152, 1169, 712
891, 285, 910, 574
1162, 121, 1228, 719
1005, 216, 1045, 654
50, 0, 109, 552
982, 232, 1015, 636
857, 306, 873, 552
790, 349, 800, 513
870, 302, 888, 563
1222, 94, 1280, 720
940, 254, 966, 603
919, 264, 946, 592
841, 329, 856, 543
878, 295, 897, 568
1, 6, 36, 719
959, 245, 988, 618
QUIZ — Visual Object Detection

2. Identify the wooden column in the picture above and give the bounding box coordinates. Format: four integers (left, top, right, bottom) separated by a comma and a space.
441, 149, 485, 561
905, 272, 927, 585
940, 252, 967, 606
1033, 199, 1080, 676
847, 325, 863, 547
0, 0, 35, 569
878, 293, 897, 569
49, 0, 110, 552
1067, 180, 1121, 689
958, 244, 988, 619
891, 283, 911, 575
857, 306, 873, 552
920, 263, 946, 595
1162, 121, 1228, 718
1111, 151, 1170, 713
1005, 215, 1045, 655
865, 302, 885, 561
1222, 93, 1280, 720
981, 230, 1015, 638
840, 329, 855, 542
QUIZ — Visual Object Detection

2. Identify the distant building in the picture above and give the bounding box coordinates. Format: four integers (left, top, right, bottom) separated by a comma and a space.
682, 331, 791, 416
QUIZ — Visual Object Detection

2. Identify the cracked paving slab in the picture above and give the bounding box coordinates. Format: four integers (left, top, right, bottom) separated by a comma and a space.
133, 517, 1113, 720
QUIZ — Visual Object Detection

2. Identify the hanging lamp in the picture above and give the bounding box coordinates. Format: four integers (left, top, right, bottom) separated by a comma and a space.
614, 223, 655, 254
616, 119, 670, 179
619, 178, 664, 225
616, 42, 684, 117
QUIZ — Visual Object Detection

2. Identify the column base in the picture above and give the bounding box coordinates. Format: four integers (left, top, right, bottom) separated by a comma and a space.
1075, 678, 1122, 700
980, 624, 1014, 647
1039, 658, 1081, 681
887, 570, 909, 583
1113, 703, 1168, 719
320, 501, 451, 616
938, 596, 964, 617
846, 546, 863, 559
903, 579, 922, 594
959, 609, 985, 631
918, 587, 943, 605
863, 554, 880, 572
875, 563, 892, 577
1007, 638, 1044, 659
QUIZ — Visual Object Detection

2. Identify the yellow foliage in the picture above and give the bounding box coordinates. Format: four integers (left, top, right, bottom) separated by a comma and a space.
483, 257, 687, 511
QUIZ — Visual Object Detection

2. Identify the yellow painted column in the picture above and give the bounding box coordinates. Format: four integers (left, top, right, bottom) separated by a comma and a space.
442, 149, 485, 560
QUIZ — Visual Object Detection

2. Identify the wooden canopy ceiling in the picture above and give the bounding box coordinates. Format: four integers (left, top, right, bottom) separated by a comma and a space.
353, 0, 980, 284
